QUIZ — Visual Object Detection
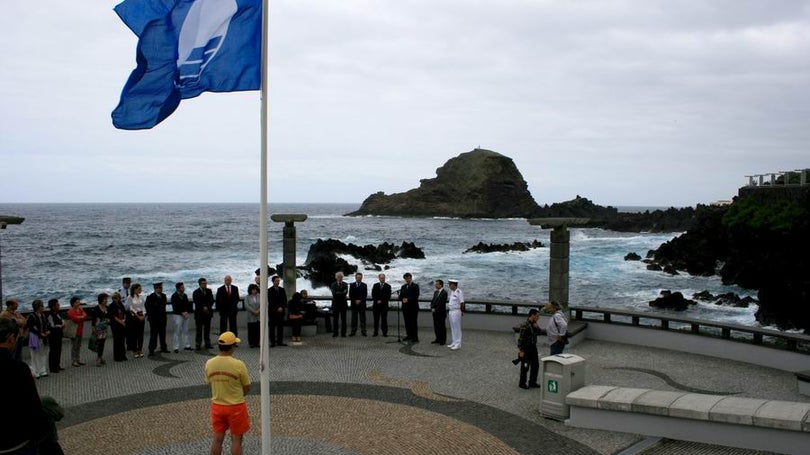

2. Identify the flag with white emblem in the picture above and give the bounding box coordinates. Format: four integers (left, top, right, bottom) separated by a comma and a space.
112, 0, 261, 130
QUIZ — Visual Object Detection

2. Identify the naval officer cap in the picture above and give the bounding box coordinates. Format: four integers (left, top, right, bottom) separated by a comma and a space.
448, 279, 459, 284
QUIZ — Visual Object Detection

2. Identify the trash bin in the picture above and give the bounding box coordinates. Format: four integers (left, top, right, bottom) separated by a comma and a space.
540, 353, 585, 420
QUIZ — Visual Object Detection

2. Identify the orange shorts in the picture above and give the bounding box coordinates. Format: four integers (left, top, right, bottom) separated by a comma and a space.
211, 402, 250, 435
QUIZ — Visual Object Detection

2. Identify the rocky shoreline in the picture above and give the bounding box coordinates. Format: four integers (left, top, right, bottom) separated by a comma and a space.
346, 149, 808, 331
642, 185, 810, 332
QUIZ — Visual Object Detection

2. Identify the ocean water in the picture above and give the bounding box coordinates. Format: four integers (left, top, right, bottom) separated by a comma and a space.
0, 203, 759, 326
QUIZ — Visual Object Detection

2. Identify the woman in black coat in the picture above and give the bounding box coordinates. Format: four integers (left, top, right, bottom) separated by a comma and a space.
288, 292, 304, 343
46, 299, 64, 373
108, 292, 128, 362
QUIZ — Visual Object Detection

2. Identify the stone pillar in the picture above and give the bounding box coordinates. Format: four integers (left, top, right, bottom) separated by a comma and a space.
270, 214, 307, 298
549, 226, 570, 312
801, 170, 807, 186
528, 217, 588, 317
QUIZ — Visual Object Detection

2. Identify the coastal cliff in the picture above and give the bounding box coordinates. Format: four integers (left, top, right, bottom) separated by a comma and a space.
346, 149, 541, 218
650, 183, 810, 331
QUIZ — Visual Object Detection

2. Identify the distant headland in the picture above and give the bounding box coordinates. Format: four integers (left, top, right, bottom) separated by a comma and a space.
346, 149, 541, 218
347, 148, 694, 233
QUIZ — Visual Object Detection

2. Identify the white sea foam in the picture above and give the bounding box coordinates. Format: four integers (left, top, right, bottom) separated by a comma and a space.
0, 203, 777, 329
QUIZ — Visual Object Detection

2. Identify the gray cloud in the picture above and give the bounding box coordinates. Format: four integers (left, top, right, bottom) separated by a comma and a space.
1, 0, 808, 206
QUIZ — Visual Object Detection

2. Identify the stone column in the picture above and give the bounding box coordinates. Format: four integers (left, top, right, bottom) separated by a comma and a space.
270, 214, 307, 297
528, 217, 589, 317
0, 216, 24, 302
549, 226, 570, 311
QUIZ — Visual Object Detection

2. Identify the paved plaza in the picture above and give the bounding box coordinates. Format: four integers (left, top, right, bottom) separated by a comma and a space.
33, 324, 803, 455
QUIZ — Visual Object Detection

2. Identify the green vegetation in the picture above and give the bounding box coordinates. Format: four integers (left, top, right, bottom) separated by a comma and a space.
723, 197, 807, 230
774, 169, 810, 185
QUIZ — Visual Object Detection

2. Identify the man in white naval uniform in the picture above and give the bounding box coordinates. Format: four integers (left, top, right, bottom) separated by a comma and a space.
447, 279, 465, 350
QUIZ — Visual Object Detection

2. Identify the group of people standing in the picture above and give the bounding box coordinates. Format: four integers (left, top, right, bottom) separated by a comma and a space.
1, 295, 108, 377
120, 273, 315, 356
328, 272, 467, 349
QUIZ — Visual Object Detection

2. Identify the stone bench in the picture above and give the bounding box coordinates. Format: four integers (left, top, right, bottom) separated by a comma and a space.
797, 370, 810, 397
283, 321, 318, 337
565, 385, 810, 455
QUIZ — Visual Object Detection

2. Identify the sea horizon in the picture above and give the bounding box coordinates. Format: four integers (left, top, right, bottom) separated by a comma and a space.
0, 201, 679, 213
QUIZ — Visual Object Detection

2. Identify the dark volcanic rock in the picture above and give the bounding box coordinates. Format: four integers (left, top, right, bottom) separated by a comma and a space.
302, 239, 425, 287
649, 186, 810, 331
600, 207, 696, 232
348, 148, 697, 229
646, 263, 662, 271
649, 290, 695, 311
662, 265, 679, 276
464, 240, 544, 254
651, 205, 728, 276
692, 291, 754, 307
347, 149, 541, 218
535, 196, 697, 233
304, 255, 357, 287
535, 195, 618, 219
624, 252, 641, 261
397, 241, 426, 259
714, 292, 754, 308
692, 291, 716, 301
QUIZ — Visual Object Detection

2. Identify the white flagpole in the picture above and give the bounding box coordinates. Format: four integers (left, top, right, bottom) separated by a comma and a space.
259, 0, 271, 453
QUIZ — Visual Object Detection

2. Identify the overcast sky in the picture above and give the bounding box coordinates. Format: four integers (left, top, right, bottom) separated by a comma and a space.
1, 0, 808, 207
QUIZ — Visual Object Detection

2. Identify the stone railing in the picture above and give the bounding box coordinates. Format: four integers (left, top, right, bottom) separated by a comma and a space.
305, 297, 810, 355
570, 306, 810, 354
745, 170, 808, 187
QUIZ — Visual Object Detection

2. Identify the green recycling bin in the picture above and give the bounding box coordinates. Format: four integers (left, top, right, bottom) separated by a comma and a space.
540, 353, 586, 420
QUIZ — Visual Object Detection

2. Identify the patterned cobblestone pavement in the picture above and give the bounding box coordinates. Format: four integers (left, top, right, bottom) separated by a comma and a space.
33, 326, 802, 454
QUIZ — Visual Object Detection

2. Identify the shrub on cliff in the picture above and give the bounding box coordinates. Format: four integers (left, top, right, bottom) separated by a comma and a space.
722, 197, 807, 231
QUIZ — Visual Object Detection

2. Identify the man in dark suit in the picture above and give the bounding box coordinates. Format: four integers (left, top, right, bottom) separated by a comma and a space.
349, 272, 368, 336
145, 282, 169, 356
330, 272, 349, 337
371, 273, 391, 337
400, 272, 420, 343
216, 275, 240, 337
267, 275, 287, 347
193, 278, 214, 350
430, 279, 448, 345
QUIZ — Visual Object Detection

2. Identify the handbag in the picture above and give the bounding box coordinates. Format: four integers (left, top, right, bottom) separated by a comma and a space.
88, 336, 97, 352
64, 320, 78, 338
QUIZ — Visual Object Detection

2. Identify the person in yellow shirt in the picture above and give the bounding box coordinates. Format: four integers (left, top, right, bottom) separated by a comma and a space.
205, 331, 251, 455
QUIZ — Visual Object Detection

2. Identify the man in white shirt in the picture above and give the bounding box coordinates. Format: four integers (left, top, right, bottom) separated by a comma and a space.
545, 301, 568, 355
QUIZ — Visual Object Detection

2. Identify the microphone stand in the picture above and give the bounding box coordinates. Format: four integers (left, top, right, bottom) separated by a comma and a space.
387, 289, 403, 344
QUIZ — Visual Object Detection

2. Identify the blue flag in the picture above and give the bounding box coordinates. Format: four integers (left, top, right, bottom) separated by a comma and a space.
112, 0, 261, 130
